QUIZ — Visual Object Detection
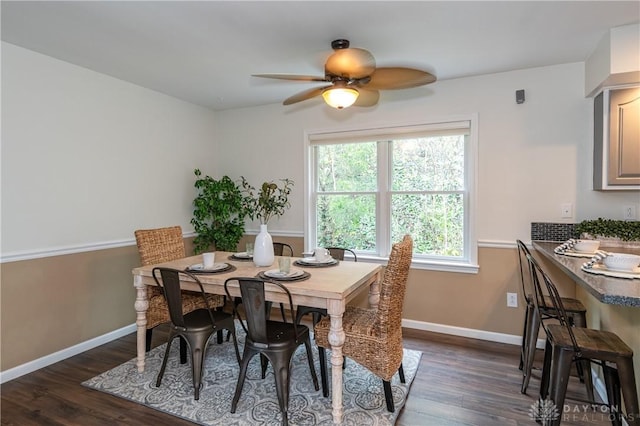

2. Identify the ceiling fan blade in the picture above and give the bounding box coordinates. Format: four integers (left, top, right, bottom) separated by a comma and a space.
283, 86, 330, 105
366, 67, 436, 90
353, 89, 380, 107
325, 48, 376, 79
253, 74, 328, 82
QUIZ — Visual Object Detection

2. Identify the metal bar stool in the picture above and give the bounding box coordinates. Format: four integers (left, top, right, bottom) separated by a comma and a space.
527, 253, 639, 426
516, 240, 590, 397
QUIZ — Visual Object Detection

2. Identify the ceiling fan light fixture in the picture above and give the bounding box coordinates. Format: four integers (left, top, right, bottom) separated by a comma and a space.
322, 86, 359, 109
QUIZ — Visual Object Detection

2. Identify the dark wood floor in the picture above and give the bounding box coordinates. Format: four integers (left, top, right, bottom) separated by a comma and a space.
2, 325, 610, 425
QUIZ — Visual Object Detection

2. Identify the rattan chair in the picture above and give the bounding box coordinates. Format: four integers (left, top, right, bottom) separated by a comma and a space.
224, 277, 319, 426
527, 254, 639, 426
516, 240, 589, 396
314, 235, 413, 412
152, 267, 240, 400
134, 226, 225, 358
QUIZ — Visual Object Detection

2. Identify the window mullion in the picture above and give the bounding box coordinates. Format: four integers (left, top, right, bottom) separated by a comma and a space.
377, 141, 391, 256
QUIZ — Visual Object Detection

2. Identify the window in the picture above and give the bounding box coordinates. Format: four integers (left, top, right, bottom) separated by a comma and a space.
305, 117, 478, 273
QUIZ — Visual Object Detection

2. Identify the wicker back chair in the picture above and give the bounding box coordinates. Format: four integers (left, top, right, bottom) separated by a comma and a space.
314, 234, 413, 412
134, 226, 225, 354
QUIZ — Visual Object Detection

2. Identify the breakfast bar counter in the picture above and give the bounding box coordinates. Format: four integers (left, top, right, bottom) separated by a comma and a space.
532, 241, 640, 307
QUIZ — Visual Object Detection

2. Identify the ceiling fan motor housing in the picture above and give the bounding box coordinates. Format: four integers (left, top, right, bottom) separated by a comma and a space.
331, 39, 350, 50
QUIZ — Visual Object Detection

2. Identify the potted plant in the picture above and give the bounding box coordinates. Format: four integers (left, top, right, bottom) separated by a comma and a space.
575, 218, 640, 248
240, 177, 294, 266
191, 169, 246, 253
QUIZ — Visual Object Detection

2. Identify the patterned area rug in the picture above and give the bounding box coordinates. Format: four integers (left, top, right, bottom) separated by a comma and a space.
83, 323, 421, 425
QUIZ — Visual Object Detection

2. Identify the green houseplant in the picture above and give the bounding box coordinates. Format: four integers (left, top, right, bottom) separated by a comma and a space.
575, 218, 640, 243
191, 169, 246, 253
240, 176, 294, 266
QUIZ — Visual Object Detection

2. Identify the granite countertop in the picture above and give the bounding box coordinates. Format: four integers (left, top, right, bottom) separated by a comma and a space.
532, 241, 640, 307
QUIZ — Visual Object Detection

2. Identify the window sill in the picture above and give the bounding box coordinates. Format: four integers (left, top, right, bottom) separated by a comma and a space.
357, 255, 479, 274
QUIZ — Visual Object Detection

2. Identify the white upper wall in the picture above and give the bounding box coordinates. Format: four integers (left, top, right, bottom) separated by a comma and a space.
214, 62, 640, 244
1, 42, 219, 257
3, 42, 638, 257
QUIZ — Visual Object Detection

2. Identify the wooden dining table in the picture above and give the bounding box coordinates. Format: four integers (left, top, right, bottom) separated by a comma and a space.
132, 251, 383, 424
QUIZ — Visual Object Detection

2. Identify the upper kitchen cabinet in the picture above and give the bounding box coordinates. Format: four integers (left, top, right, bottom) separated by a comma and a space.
593, 86, 640, 190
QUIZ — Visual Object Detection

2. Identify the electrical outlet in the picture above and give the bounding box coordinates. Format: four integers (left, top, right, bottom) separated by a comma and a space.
507, 292, 518, 308
560, 203, 573, 219
623, 205, 638, 221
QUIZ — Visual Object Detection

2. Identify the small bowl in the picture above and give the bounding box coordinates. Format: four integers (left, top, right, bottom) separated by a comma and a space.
603, 253, 640, 272
573, 239, 600, 253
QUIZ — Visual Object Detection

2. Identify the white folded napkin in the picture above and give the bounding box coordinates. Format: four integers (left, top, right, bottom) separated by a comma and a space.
554, 239, 578, 254
582, 251, 609, 269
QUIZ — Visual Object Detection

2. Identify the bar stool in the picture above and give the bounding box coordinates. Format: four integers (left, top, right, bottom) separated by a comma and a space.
516, 240, 590, 396
527, 253, 639, 426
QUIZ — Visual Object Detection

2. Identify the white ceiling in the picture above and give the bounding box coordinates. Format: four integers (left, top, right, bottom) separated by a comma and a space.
2, 1, 639, 111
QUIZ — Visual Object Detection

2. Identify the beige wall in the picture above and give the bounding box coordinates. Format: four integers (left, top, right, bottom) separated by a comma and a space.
3, 236, 638, 410
0, 238, 575, 372
1, 246, 139, 370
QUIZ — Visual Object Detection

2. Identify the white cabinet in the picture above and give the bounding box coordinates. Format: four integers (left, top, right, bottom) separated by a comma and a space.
594, 86, 640, 190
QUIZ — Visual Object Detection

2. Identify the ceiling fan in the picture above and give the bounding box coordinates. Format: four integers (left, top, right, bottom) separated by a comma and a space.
253, 39, 436, 109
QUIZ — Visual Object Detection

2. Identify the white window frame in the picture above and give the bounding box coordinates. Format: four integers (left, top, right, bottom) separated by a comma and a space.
304, 115, 478, 274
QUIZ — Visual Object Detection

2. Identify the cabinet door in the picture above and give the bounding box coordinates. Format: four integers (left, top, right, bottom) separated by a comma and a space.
594, 86, 640, 190
608, 87, 640, 186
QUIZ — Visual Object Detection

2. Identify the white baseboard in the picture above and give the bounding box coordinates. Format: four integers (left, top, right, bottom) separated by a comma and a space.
402, 318, 546, 349
402, 319, 610, 413
2, 316, 607, 406
0, 324, 136, 384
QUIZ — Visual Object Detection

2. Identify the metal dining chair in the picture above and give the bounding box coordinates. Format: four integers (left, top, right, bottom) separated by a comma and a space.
224, 276, 319, 426
152, 267, 240, 400
135, 226, 225, 362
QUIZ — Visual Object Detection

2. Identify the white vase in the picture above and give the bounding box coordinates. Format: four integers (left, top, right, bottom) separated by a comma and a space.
253, 224, 274, 267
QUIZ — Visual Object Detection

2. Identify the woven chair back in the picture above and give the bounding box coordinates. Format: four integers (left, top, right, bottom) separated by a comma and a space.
135, 226, 186, 265
375, 235, 413, 335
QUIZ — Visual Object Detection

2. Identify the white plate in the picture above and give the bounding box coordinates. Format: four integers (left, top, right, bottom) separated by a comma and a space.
188, 262, 229, 272
264, 268, 304, 279
595, 263, 640, 274
233, 252, 252, 259
582, 263, 640, 279
297, 257, 335, 265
